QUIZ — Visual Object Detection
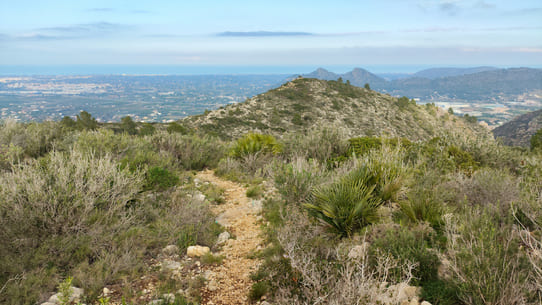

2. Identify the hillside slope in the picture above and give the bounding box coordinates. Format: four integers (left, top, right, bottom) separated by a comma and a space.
183, 77, 489, 140
493, 109, 542, 147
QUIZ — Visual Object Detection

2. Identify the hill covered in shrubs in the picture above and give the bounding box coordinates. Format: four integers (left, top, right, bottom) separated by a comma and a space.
182, 77, 488, 141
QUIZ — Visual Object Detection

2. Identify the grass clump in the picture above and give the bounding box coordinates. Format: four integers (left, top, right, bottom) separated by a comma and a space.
248, 281, 269, 302
200, 253, 224, 266
246, 185, 263, 198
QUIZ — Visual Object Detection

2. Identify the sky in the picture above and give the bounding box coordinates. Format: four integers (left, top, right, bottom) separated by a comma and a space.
0, 0, 541, 70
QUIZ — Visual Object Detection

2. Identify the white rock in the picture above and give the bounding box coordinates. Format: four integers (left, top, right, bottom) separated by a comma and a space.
187, 245, 210, 257
207, 279, 218, 292
40, 303, 57, 305
347, 242, 369, 260
47, 294, 60, 304
162, 244, 180, 256
216, 231, 230, 245
103, 287, 110, 296
397, 283, 420, 302
161, 259, 181, 271
251, 199, 263, 213
148, 300, 163, 305
261, 301, 272, 305
193, 191, 206, 202
421, 302, 432, 305
48, 287, 84, 304
162, 293, 175, 302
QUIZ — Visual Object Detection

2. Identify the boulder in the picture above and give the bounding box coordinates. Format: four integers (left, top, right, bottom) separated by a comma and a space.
161, 259, 181, 271
421, 302, 432, 305
187, 245, 210, 257
162, 293, 175, 302
216, 231, 230, 246
397, 283, 420, 302
47, 287, 84, 304
162, 244, 180, 256
347, 242, 369, 260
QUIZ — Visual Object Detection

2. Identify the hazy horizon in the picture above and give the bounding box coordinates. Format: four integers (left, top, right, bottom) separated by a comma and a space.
1, 0, 541, 67
1, 64, 542, 76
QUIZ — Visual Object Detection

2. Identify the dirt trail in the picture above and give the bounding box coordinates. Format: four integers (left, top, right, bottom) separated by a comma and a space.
196, 169, 264, 305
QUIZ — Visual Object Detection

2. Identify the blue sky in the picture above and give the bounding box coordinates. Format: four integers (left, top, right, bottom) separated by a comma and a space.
0, 0, 541, 68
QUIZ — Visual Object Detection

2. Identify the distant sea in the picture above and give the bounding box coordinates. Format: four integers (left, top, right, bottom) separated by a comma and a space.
0, 64, 515, 76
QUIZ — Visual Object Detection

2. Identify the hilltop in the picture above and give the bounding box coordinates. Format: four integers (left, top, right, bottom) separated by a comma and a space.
493, 108, 542, 147
182, 77, 488, 140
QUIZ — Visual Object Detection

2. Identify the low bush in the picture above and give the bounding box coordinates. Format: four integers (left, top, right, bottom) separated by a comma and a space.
145, 166, 179, 190
445, 210, 530, 305
246, 185, 263, 198
272, 157, 327, 204
230, 133, 282, 158
370, 225, 440, 286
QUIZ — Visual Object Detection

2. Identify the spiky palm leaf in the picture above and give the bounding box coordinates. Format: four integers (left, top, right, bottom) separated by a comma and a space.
304, 166, 382, 237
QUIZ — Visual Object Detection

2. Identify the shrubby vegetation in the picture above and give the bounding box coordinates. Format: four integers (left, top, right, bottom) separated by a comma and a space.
1, 109, 541, 304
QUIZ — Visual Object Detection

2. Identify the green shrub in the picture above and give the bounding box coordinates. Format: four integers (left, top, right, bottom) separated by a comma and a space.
370, 226, 439, 286
398, 189, 445, 230
249, 281, 269, 302
200, 253, 224, 266
531, 128, 542, 152
230, 133, 282, 158
305, 166, 382, 237
145, 166, 179, 190
421, 279, 461, 305
446, 210, 530, 305
246, 185, 263, 198
139, 123, 156, 136
166, 122, 189, 134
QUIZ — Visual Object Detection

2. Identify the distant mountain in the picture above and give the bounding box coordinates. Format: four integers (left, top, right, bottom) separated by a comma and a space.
183, 78, 489, 140
341, 68, 388, 88
412, 66, 499, 79
304, 68, 340, 80
304, 67, 542, 102
304, 67, 387, 88
493, 109, 542, 147
387, 68, 542, 100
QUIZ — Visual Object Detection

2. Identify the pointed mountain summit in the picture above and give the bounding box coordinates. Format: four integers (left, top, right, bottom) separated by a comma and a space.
341, 67, 387, 88
304, 68, 340, 80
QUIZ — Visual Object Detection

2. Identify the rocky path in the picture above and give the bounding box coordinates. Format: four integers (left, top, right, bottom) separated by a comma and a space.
196, 170, 264, 305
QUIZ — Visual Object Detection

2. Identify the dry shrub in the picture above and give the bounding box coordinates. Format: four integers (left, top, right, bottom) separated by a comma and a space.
273, 207, 415, 305
0, 149, 143, 304
445, 211, 531, 305
271, 156, 328, 204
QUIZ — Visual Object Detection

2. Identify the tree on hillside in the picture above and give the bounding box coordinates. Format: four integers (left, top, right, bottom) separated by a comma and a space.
76, 111, 98, 130
120, 116, 137, 135
531, 128, 542, 151
364, 83, 371, 90
60, 116, 76, 129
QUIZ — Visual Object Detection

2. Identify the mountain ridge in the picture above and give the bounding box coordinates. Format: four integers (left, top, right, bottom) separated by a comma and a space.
493, 109, 542, 147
